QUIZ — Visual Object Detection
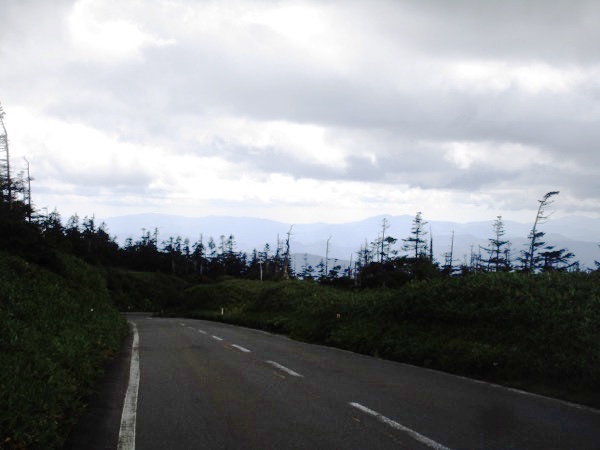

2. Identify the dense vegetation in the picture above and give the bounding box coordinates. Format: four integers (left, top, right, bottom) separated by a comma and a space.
0, 251, 128, 449
1, 102, 599, 448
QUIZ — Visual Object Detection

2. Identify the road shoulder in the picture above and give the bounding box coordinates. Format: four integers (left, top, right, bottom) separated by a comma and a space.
63, 322, 134, 450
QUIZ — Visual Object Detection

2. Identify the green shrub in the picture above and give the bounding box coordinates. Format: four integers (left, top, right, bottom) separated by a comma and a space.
105, 267, 189, 311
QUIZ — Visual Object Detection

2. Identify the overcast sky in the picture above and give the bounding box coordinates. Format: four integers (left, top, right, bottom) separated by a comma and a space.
1, 0, 599, 224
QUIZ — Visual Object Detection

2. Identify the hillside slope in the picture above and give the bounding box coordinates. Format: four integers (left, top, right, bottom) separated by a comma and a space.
0, 251, 128, 449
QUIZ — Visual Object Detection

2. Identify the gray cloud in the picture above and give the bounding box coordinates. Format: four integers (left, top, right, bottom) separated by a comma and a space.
1, 0, 599, 221
366, 0, 600, 64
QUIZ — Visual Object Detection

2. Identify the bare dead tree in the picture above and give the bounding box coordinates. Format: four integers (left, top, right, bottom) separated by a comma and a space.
23, 157, 33, 221
443, 230, 455, 272
380, 218, 389, 262
282, 225, 294, 279
0, 102, 12, 207
429, 226, 434, 261
325, 235, 332, 275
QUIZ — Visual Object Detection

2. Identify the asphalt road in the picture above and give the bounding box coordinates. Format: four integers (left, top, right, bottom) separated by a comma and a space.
73, 313, 600, 449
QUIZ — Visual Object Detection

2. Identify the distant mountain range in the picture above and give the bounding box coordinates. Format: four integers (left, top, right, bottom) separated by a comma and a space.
100, 213, 600, 270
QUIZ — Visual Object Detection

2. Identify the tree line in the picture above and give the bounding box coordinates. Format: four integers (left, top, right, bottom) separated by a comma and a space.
1, 188, 590, 289
1, 101, 596, 287
348, 193, 582, 288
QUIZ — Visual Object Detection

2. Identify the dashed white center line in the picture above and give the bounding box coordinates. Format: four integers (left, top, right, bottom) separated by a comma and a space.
231, 344, 251, 353
349, 402, 452, 450
179, 323, 186, 327
266, 360, 303, 377
211, 335, 224, 341
197, 329, 207, 334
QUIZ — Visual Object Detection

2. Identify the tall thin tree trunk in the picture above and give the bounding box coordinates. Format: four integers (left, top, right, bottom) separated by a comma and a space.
283, 226, 293, 280
0, 110, 11, 207
325, 235, 331, 275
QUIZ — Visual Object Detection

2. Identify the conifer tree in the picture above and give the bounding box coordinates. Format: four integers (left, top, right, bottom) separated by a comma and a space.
486, 215, 510, 272
520, 191, 559, 272
402, 212, 428, 258
192, 235, 206, 275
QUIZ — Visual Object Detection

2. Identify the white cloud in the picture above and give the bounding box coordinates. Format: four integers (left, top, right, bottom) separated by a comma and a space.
197, 117, 348, 168
449, 61, 589, 94
241, 3, 353, 70
442, 141, 552, 171
67, 0, 175, 63
8, 107, 159, 187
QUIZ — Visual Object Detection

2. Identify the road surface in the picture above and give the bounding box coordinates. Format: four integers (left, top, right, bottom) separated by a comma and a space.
71, 313, 600, 449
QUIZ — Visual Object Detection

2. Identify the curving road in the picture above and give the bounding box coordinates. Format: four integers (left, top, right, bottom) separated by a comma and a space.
69, 313, 600, 449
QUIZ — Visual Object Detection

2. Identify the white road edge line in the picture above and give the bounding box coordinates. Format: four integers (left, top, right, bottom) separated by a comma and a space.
231, 344, 251, 353
212, 335, 224, 341
118, 322, 140, 450
266, 360, 303, 377
349, 402, 451, 450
